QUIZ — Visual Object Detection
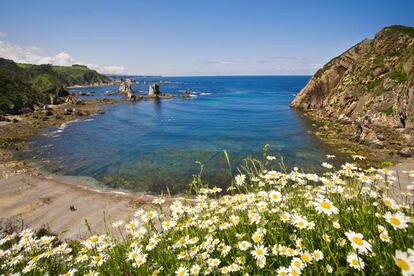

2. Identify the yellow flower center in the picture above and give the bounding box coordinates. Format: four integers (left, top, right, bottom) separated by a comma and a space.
396, 258, 410, 271
89, 236, 98, 243
301, 254, 311, 262
298, 221, 305, 227
294, 260, 301, 267
178, 272, 185, 276
321, 201, 331, 209
131, 252, 138, 259
352, 259, 360, 266
384, 200, 392, 207
390, 217, 401, 226
256, 248, 264, 255
352, 236, 364, 246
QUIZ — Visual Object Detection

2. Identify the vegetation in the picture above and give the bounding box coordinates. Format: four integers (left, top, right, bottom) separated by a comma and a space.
381, 105, 394, 116
389, 69, 408, 84
0, 58, 110, 115
1, 153, 413, 275
384, 25, 414, 38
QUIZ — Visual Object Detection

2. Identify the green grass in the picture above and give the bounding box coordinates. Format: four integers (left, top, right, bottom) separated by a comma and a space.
371, 56, 385, 69
0, 58, 111, 114
384, 25, 414, 38
388, 69, 408, 83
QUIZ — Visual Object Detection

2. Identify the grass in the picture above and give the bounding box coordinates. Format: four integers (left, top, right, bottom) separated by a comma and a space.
384, 25, 414, 38
1, 153, 413, 275
389, 69, 408, 84
371, 56, 385, 69
381, 105, 394, 116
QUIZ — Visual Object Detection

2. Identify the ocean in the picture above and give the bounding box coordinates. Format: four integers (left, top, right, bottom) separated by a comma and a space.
22, 76, 343, 194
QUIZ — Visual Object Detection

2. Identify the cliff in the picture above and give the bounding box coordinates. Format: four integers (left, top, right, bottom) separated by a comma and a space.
291, 25, 414, 158
0, 58, 111, 114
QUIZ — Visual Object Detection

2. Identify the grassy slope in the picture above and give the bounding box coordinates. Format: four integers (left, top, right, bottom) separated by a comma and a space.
0, 59, 111, 114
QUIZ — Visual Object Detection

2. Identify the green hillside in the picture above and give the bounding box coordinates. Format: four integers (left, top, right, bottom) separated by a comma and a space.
0, 58, 111, 115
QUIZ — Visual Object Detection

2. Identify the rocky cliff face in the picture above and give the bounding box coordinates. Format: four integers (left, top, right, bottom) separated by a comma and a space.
291, 25, 414, 157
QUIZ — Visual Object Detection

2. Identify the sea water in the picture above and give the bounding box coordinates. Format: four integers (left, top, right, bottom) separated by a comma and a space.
23, 76, 344, 194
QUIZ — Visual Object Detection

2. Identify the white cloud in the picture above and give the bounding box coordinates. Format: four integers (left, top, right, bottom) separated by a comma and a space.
0, 32, 5, 38
0, 37, 125, 74
87, 64, 125, 75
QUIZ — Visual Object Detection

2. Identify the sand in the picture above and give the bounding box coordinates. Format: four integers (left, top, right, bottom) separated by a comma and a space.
0, 171, 152, 239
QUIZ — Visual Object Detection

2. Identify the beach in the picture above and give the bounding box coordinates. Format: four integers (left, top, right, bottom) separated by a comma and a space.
0, 161, 151, 239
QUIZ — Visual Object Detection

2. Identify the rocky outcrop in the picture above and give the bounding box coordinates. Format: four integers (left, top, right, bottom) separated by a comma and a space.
148, 84, 161, 97
291, 25, 414, 157
118, 81, 133, 94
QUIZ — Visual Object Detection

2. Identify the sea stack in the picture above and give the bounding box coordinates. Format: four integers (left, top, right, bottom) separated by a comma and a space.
118, 81, 133, 94
148, 84, 161, 97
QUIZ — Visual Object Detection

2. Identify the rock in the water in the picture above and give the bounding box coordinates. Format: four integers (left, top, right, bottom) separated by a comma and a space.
399, 147, 412, 157
118, 81, 133, 94
148, 84, 161, 97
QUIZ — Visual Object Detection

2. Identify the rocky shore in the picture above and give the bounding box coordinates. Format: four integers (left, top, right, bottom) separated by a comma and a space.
291, 25, 414, 165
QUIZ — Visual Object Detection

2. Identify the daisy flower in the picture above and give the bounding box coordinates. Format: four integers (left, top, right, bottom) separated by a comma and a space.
313, 198, 339, 215
190, 264, 200, 275
384, 211, 409, 230
383, 197, 400, 210
251, 244, 268, 260
345, 231, 372, 254
269, 190, 282, 202
313, 249, 324, 261
276, 267, 289, 276
347, 253, 365, 270
175, 265, 189, 276
238, 241, 252, 251
394, 250, 414, 276
235, 174, 246, 186
322, 162, 333, 169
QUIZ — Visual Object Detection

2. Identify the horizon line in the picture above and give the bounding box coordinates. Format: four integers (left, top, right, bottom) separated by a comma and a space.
107, 74, 313, 77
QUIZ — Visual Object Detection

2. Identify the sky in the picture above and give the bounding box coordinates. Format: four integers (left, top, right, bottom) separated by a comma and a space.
0, 0, 413, 76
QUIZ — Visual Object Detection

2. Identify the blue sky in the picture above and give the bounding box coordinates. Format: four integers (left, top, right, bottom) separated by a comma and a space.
0, 0, 413, 75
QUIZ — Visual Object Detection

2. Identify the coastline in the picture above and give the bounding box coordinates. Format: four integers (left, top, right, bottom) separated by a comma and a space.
67, 82, 119, 89
0, 87, 413, 240
0, 97, 155, 239
299, 109, 410, 167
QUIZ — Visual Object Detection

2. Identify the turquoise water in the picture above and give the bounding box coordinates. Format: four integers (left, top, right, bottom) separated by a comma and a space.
24, 76, 342, 194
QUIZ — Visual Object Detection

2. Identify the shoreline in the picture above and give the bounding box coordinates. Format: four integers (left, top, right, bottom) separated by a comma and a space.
67, 82, 119, 89
0, 160, 152, 239
299, 109, 411, 167
0, 91, 413, 239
